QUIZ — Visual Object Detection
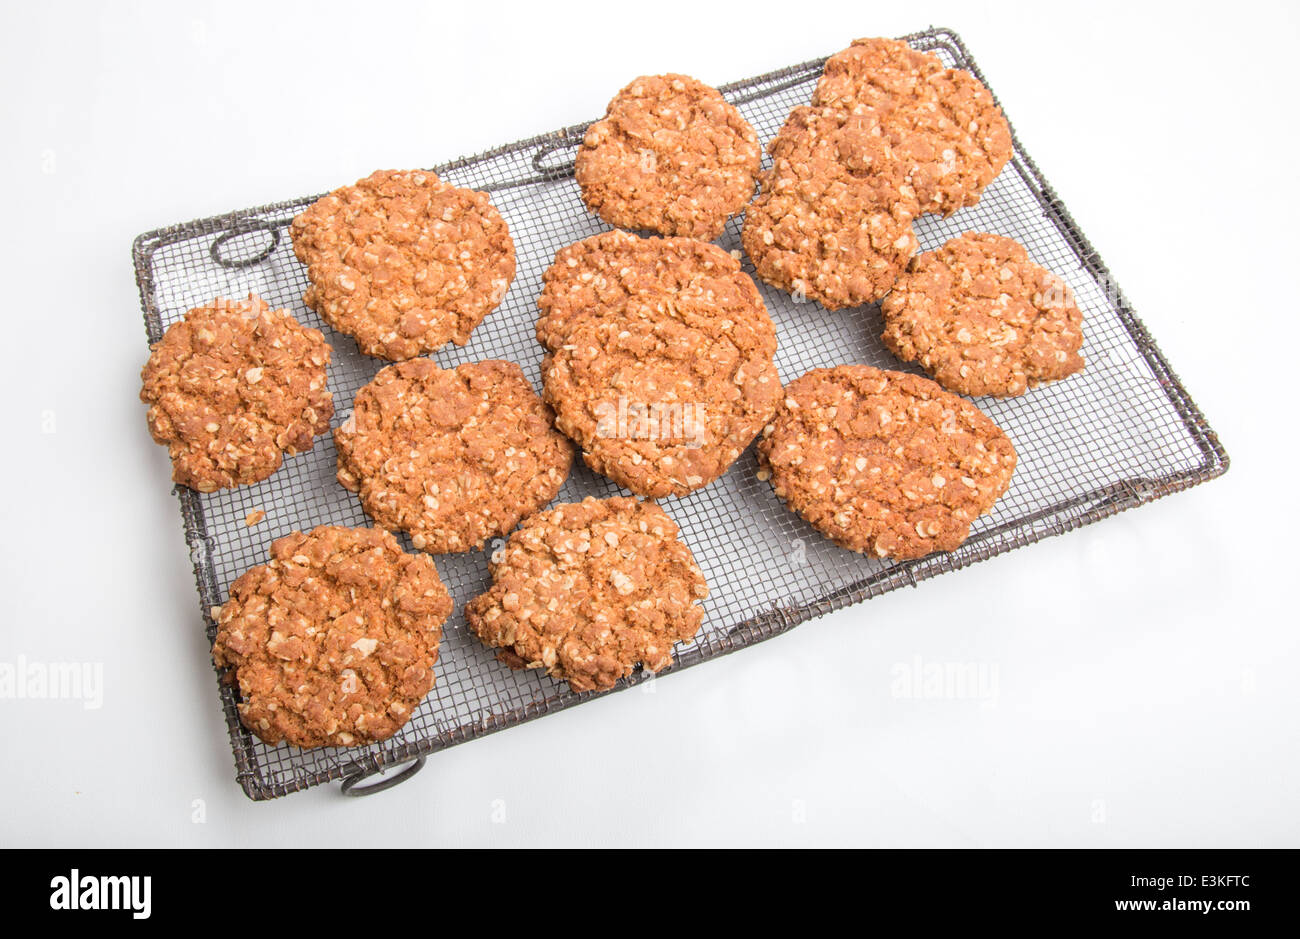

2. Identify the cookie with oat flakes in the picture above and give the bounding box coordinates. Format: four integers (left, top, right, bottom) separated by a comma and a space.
576, 74, 761, 240
536, 229, 764, 348
757, 365, 1016, 559
139, 294, 333, 493
536, 231, 780, 497
813, 37, 1013, 216
290, 169, 516, 360
212, 525, 453, 748
465, 497, 708, 693
813, 37, 946, 115
335, 358, 572, 554
541, 308, 781, 498
882, 232, 1084, 397
742, 105, 919, 310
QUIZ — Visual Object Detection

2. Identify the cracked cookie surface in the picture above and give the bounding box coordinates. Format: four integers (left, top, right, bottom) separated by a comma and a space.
758, 365, 1016, 559
537, 229, 763, 347
212, 525, 453, 748
537, 231, 780, 496
813, 37, 1013, 215
290, 169, 515, 360
140, 294, 333, 492
742, 105, 919, 310
336, 359, 572, 554
882, 232, 1085, 397
576, 74, 760, 240
465, 497, 708, 693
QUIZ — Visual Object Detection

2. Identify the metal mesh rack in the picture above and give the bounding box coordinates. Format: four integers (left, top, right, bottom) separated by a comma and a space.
132, 27, 1228, 800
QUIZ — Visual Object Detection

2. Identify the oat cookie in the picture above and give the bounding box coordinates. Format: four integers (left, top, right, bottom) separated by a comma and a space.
758, 365, 1016, 559
140, 294, 333, 492
882, 232, 1085, 397
537, 229, 762, 347
536, 231, 780, 497
814, 37, 1013, 215
290, 169, 516, 360
212, 525, 453, 748
465, 497, 708, 693
742, 105, 919, 309
814, 37, 945, 115
335, 359, 572, 554
576, 74, 761, 240
542, 302, 781, 498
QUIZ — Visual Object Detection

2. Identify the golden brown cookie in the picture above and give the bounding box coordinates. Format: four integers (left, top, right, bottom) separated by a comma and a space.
758, 365, 1016, 559
537, 229, 761, 347
814, 37, 945, 115
576, 74, 761, 240
882, 233, 1085, 397
742, 105, 919, 310
335, 359, 572, 554
140, 294, 333, 493
536, 231, 780, 497
542, 304, 781, 498
465, 497, 708, 693
212, 525, 453, 748
290, 169, 516, 360
813, 37, 1013, 215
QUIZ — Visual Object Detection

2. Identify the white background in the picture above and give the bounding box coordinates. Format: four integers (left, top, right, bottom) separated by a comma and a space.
2, 0, 1296, 847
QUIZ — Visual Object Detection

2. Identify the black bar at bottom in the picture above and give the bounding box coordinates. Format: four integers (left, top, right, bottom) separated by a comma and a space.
5, 848, 1284, 924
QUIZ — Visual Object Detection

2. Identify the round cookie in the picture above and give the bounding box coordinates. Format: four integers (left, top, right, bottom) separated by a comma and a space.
536, 231, 780, 497
882, 232, 1085, 397
542, 300, 781, 498
814, 37, 945, 115
212, 525, 453, 748
575, 74, 761, 240
290, 169, 516, 360
335, 359, 572, 554
465, 497, 709, 693
140, 294, 333, 493
758, 365, 1016, 559
741, 106, 919, 310
813, 37, 1013, 216
537, 229, 762, 348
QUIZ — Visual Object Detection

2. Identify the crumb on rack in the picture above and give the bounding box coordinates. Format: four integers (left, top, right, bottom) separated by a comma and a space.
245, 509, 266, 526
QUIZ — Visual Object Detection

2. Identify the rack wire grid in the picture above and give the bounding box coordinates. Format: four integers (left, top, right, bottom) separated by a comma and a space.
132, 27, 1228, 800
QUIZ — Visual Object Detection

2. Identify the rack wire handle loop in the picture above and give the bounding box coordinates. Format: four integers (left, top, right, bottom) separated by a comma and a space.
340, 756, 425, 797
210, 220, 282, 269
532, 136, 581, 181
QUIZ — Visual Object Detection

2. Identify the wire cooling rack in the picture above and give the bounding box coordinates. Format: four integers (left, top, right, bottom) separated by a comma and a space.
132, 27, 1227, 800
